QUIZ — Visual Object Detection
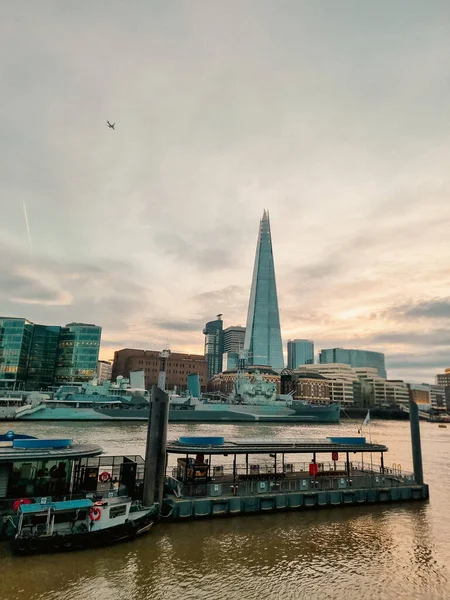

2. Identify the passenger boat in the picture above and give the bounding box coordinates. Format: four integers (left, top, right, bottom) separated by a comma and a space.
11, 496, 157, 555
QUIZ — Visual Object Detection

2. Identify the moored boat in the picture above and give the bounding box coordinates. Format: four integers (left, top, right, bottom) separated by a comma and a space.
11, 497, 157, 555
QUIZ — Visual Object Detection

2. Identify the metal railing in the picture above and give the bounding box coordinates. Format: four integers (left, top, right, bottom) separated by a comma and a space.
165, 463, 416, 500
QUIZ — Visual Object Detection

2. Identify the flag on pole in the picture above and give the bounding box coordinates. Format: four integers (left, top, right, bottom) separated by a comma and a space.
363, 410, 370, 426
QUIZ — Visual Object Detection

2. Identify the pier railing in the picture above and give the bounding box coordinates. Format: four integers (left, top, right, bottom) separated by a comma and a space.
166, 462, 416, 500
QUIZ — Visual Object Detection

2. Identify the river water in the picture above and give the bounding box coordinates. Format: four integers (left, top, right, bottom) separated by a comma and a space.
1, 420, 449, 600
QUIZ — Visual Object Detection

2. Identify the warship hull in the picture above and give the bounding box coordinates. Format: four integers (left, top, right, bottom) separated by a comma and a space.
17, 402, 340, 423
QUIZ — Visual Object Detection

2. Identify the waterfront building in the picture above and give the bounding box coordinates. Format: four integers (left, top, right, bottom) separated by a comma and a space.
295, 364, 358, 406
97, 360, 112, 384
436, 368, 450, 410
203, 315, 224, 379
287, 339, 314, 369
207, 365, 280, 396
354, 368, 410, 408
280, 370, 330, 404
112, 348, 208, 391
26, 324, 61, 390
223, 325, 246, 353
0, 317, 34, 390
319, 348, 387, 378
243, 211, 284, 370
54, 323, 101, 384
429, 384, 446, 412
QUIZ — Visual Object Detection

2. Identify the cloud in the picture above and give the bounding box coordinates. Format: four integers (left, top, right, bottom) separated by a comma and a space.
1, 1, 450, 381
390, 298, 450, 320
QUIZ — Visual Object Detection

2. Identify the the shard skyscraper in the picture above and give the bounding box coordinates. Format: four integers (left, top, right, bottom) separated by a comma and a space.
243, 211, 284, 369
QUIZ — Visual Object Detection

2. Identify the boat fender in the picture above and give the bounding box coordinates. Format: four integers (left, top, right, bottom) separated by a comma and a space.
28, 537, 39, 552
16, 539, 28, 553
89, 507, 102, 521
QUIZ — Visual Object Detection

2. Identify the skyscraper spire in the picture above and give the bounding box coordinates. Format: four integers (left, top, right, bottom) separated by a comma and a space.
243, 212, 284, 369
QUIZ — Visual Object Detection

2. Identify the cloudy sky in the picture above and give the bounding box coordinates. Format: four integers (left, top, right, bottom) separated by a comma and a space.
1, 1, 450, 382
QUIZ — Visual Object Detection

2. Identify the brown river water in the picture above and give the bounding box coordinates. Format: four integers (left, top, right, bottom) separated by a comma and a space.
0, 419, 449, 600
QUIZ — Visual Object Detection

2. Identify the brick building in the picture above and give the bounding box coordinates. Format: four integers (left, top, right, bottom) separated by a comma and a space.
111, 349, 208, 391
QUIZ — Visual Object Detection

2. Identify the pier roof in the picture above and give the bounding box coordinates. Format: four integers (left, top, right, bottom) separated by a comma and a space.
166, 437, 388, 455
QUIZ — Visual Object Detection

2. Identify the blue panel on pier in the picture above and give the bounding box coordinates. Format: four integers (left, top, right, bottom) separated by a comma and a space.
328, 437, 366, 445
178, 436, 224, 446
13, 438, 72, 449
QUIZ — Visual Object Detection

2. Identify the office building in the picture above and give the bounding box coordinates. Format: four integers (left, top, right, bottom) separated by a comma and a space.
436, 368, 450, 410
54, 323, 102, 384
354, 368, 409, 408
243, 211, 284, 369
294, 364, 358, 406
26, 324, 61, 389
223, 326, 246, 354
287, 339, 314, 369
429, 385, 446, 412
97, 360, 112, 384
0, 317, 101, 389
112, 348, 208, 391
203, 315, 224, 379
0, 317, 35, 389
319, 348, 386, 378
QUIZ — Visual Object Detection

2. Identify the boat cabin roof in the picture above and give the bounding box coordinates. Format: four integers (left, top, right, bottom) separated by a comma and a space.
166, 436, 388, 454
19, 499, 93, 514
0, 431, 102, 463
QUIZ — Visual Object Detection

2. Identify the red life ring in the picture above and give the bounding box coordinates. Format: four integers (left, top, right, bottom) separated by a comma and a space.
89, 507, 102, 521
332, 451, 339, 461
99, 471, 111, 483
13, 498, 31, 511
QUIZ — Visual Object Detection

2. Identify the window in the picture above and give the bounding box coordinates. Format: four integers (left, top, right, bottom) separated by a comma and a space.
109, 504, 127, 519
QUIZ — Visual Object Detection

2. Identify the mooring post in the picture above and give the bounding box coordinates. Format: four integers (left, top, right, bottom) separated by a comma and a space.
143, 385, 170, 508
409, 398, 424, 485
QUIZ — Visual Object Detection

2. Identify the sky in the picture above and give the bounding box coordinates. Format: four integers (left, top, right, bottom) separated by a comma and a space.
1, 1, 450, 383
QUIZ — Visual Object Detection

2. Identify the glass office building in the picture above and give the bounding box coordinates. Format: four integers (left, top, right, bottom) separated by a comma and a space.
203, 315, 224, 379
54, 323, 102, 384
319, 348, 387, 378
287, 339, 314, 369
26, 325, 61, 389
244, 211, 284, 369
0, 318, 34, 389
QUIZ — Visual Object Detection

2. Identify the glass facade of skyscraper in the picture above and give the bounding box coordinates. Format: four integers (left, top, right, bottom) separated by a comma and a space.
55, 323, 102, 383
319, 348, 386, 378
0, 318, 34, 389
244, 211, 284, 369
27, 325, 61, 389
203, 316, 224, 379
287, 339, 314, 369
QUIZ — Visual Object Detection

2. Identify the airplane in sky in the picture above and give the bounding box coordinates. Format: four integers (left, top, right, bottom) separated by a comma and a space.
106, 121, 115, 130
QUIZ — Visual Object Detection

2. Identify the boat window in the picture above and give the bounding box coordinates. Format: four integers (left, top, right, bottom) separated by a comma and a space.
54, 510, 78, 523
109, 504, 127, 519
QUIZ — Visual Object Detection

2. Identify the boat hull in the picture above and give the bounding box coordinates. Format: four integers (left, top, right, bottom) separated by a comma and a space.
11, 511, 155, 556
18, 403, 340, 423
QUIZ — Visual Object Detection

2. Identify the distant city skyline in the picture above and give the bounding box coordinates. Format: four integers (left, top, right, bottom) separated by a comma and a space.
1, 3, 450, 383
